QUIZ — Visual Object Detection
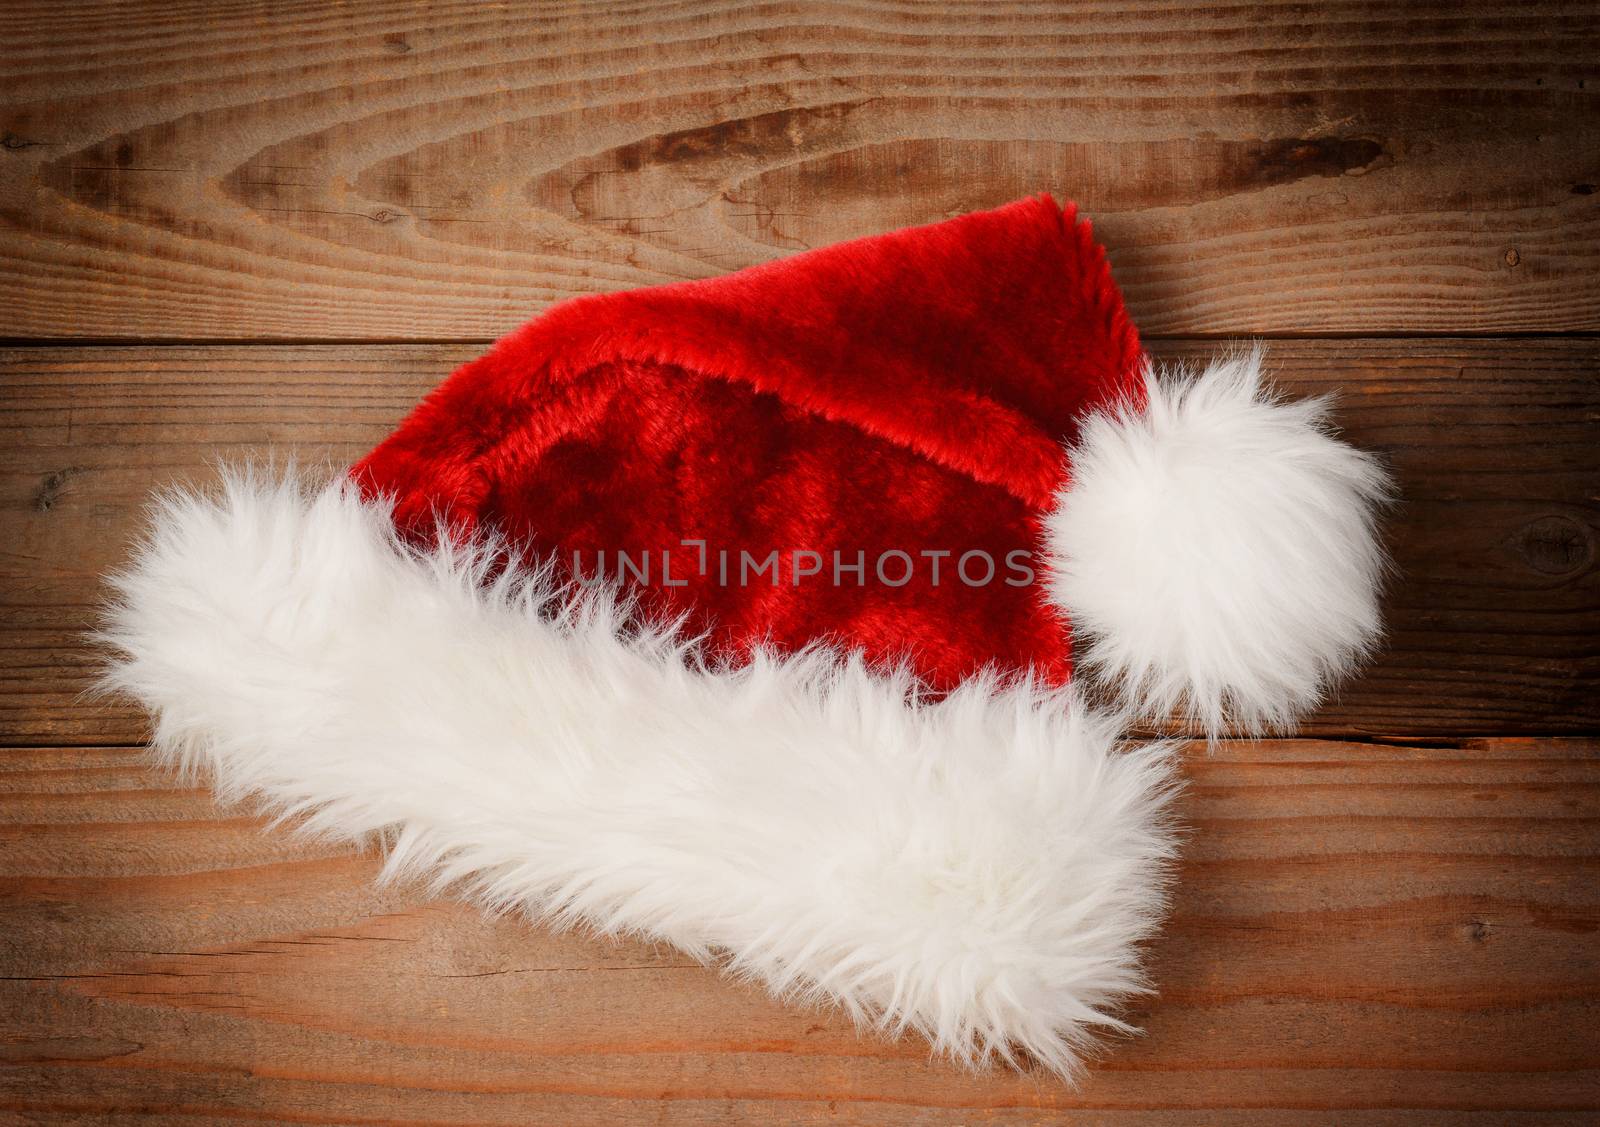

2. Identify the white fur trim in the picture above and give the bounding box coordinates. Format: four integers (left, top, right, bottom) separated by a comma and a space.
1044, 350, 1391, 738
101, 471, 1179, 1079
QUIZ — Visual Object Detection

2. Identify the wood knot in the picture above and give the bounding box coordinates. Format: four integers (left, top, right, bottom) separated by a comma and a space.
33, 466, 87, 512
1466, 919, 1492, 943
382, 32, 411, 54
1504, 247, 1521, 268
1252, 136, 1388, 185
1511, 515, 1594, 577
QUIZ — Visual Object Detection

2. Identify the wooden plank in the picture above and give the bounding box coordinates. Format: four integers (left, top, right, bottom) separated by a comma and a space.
0, 0, 1596, 340
1, 736, 1595, 1122
3, 338, 1595, 744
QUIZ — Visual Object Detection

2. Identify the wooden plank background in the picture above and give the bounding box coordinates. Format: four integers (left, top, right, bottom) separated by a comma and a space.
1, 2, 1596, 1123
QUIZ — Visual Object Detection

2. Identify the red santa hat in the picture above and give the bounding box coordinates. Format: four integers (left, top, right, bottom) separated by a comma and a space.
102, 196, 1388, 1078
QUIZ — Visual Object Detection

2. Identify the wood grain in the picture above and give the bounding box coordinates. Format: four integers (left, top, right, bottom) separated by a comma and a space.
1, 0, 1596, 341
1, 736, 1595, 1123
3, 338, 1595, 745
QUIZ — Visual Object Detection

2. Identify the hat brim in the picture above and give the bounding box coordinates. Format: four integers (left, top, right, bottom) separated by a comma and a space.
101, 469, 1180, 1079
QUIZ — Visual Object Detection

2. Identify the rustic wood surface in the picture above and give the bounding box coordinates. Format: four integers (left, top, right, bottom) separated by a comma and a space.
1, 1, 1597, 1122
3, 338, 1597, 745
2, 737, 1597, 1125
1, 0, 1597, 340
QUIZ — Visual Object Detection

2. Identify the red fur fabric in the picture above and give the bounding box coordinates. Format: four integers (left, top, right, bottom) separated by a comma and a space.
353, 195, 1144, 690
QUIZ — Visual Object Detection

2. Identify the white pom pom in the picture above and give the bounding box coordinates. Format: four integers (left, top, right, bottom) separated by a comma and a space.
1043, 348, 1392, 738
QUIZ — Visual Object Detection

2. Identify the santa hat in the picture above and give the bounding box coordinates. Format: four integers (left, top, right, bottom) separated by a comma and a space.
102, 196, 1388, 1078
